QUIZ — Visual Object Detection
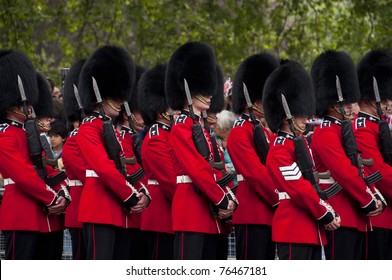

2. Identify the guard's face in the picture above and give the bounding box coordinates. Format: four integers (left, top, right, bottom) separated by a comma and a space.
37, 117, 52, 132
343, 103, 353, 119
131, 111, 145, 132
293, 116, 308, 134
103, 98, 123, 118
192, 95, 212, 112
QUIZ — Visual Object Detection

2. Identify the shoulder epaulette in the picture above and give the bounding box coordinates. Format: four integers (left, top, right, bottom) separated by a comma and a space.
233, 119, 245, 127
149, 124, 159, 138
0, 123, 9, 133
175, 114, 187, 124
355, 117, 366, 129
82, 116, 96, 123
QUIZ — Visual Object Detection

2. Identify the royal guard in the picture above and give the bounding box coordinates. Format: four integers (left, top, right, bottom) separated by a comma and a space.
165, 41, 237, 259
263, 59, 341, 260
62, 58, 88, 260
116, 64, 150, 260
310, 50, 383, 260
34, 72, 70, 259
205, 64, 237, 260
355, 49, 392, 259
138, 63, 178, 259
226, 53, 280, 260
77, 45, 148, 259
0, 50, 67, 259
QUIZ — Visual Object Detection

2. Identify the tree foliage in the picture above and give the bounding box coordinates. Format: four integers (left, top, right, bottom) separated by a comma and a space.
0, 0, 391, 84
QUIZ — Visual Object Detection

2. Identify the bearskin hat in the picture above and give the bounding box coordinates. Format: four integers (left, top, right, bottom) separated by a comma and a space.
165, 41, 217, 110
231, 52, 279, 115
357, 49, 392, 101
137, 63, 167, 126
208, 64, 225, 114
128, 65, 147, 112
34, 72, 54, 118
311, 50, 360, 117
263, 60, 315, 133
79, 45, 135, 115
0, 50, 38, 121
63, 59, 86, 123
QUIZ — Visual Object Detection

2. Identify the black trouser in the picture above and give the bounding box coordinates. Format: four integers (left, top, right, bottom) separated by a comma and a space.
69, 228, 87, 260
83, 223, 126, 260
216, 234, 229, 260
367, 227, 392, 260
36, 230, 64, 259
277, 243, 322, 260
235, 224, 275, 260
325, 227, 365, 260
145, 231, 175, 260
174, 231, 219, 260
4, 230, 40, 260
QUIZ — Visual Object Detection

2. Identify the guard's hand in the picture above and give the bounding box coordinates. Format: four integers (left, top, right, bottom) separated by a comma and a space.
130, 192, 148, 213
218, 200, 236, 219
367, 199, 383, 216
48, 196, 67, 215
324, 215, 341, 231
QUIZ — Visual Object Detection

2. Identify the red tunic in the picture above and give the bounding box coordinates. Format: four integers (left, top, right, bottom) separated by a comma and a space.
226, 114, 278, 225
170, 113, 228, 234
353, 113, 392, 229
0, 120, 57, 232
267, 131, 332, 245
311, 116, 374, 232
120, 126, 148, 229
62, 128, 86, 229
140, 122, 176, 234
76, 114, 137, 227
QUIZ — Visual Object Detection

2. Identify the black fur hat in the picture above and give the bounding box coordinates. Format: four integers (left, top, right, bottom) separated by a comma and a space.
137, 63, 167, 126
357, 49, 392, 101
34, 72, 54, 118
208, 64, 225, 114
128, 65, 147, 112
232, 52, 279, 115
63, 59, 86, 123
311, 50, 360, 117
79, 45, 135, 115
0, 50, 38, 121
263, 60, 315, 133
165, 41, 217, 110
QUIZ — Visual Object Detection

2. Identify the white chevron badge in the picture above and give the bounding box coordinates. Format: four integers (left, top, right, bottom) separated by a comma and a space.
279, 162, 302, 181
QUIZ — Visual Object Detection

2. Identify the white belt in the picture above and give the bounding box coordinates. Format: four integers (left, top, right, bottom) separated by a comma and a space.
319, 178, 336, 184
278, 191, 291, 200
3, 178, 15, 186
176, 175, 192, 184
86, 170, 99, 178
148, 179, 159, 185
237, 174, 245, 182
68, 179, 83, 186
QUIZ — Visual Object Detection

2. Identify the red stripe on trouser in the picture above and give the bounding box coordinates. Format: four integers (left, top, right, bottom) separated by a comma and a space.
12, 231, 15, 260
245, 225, 248, 260
155, 235, 159, 260
92, 224, 96, 260
181, 232, 184, 260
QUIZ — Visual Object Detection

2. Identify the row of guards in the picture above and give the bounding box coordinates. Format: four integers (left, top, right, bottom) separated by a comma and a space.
0, 44, 391, 260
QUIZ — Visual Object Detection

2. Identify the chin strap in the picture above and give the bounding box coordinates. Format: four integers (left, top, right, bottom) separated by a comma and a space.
106, 98, 122, 112
194, 95, 210, 106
